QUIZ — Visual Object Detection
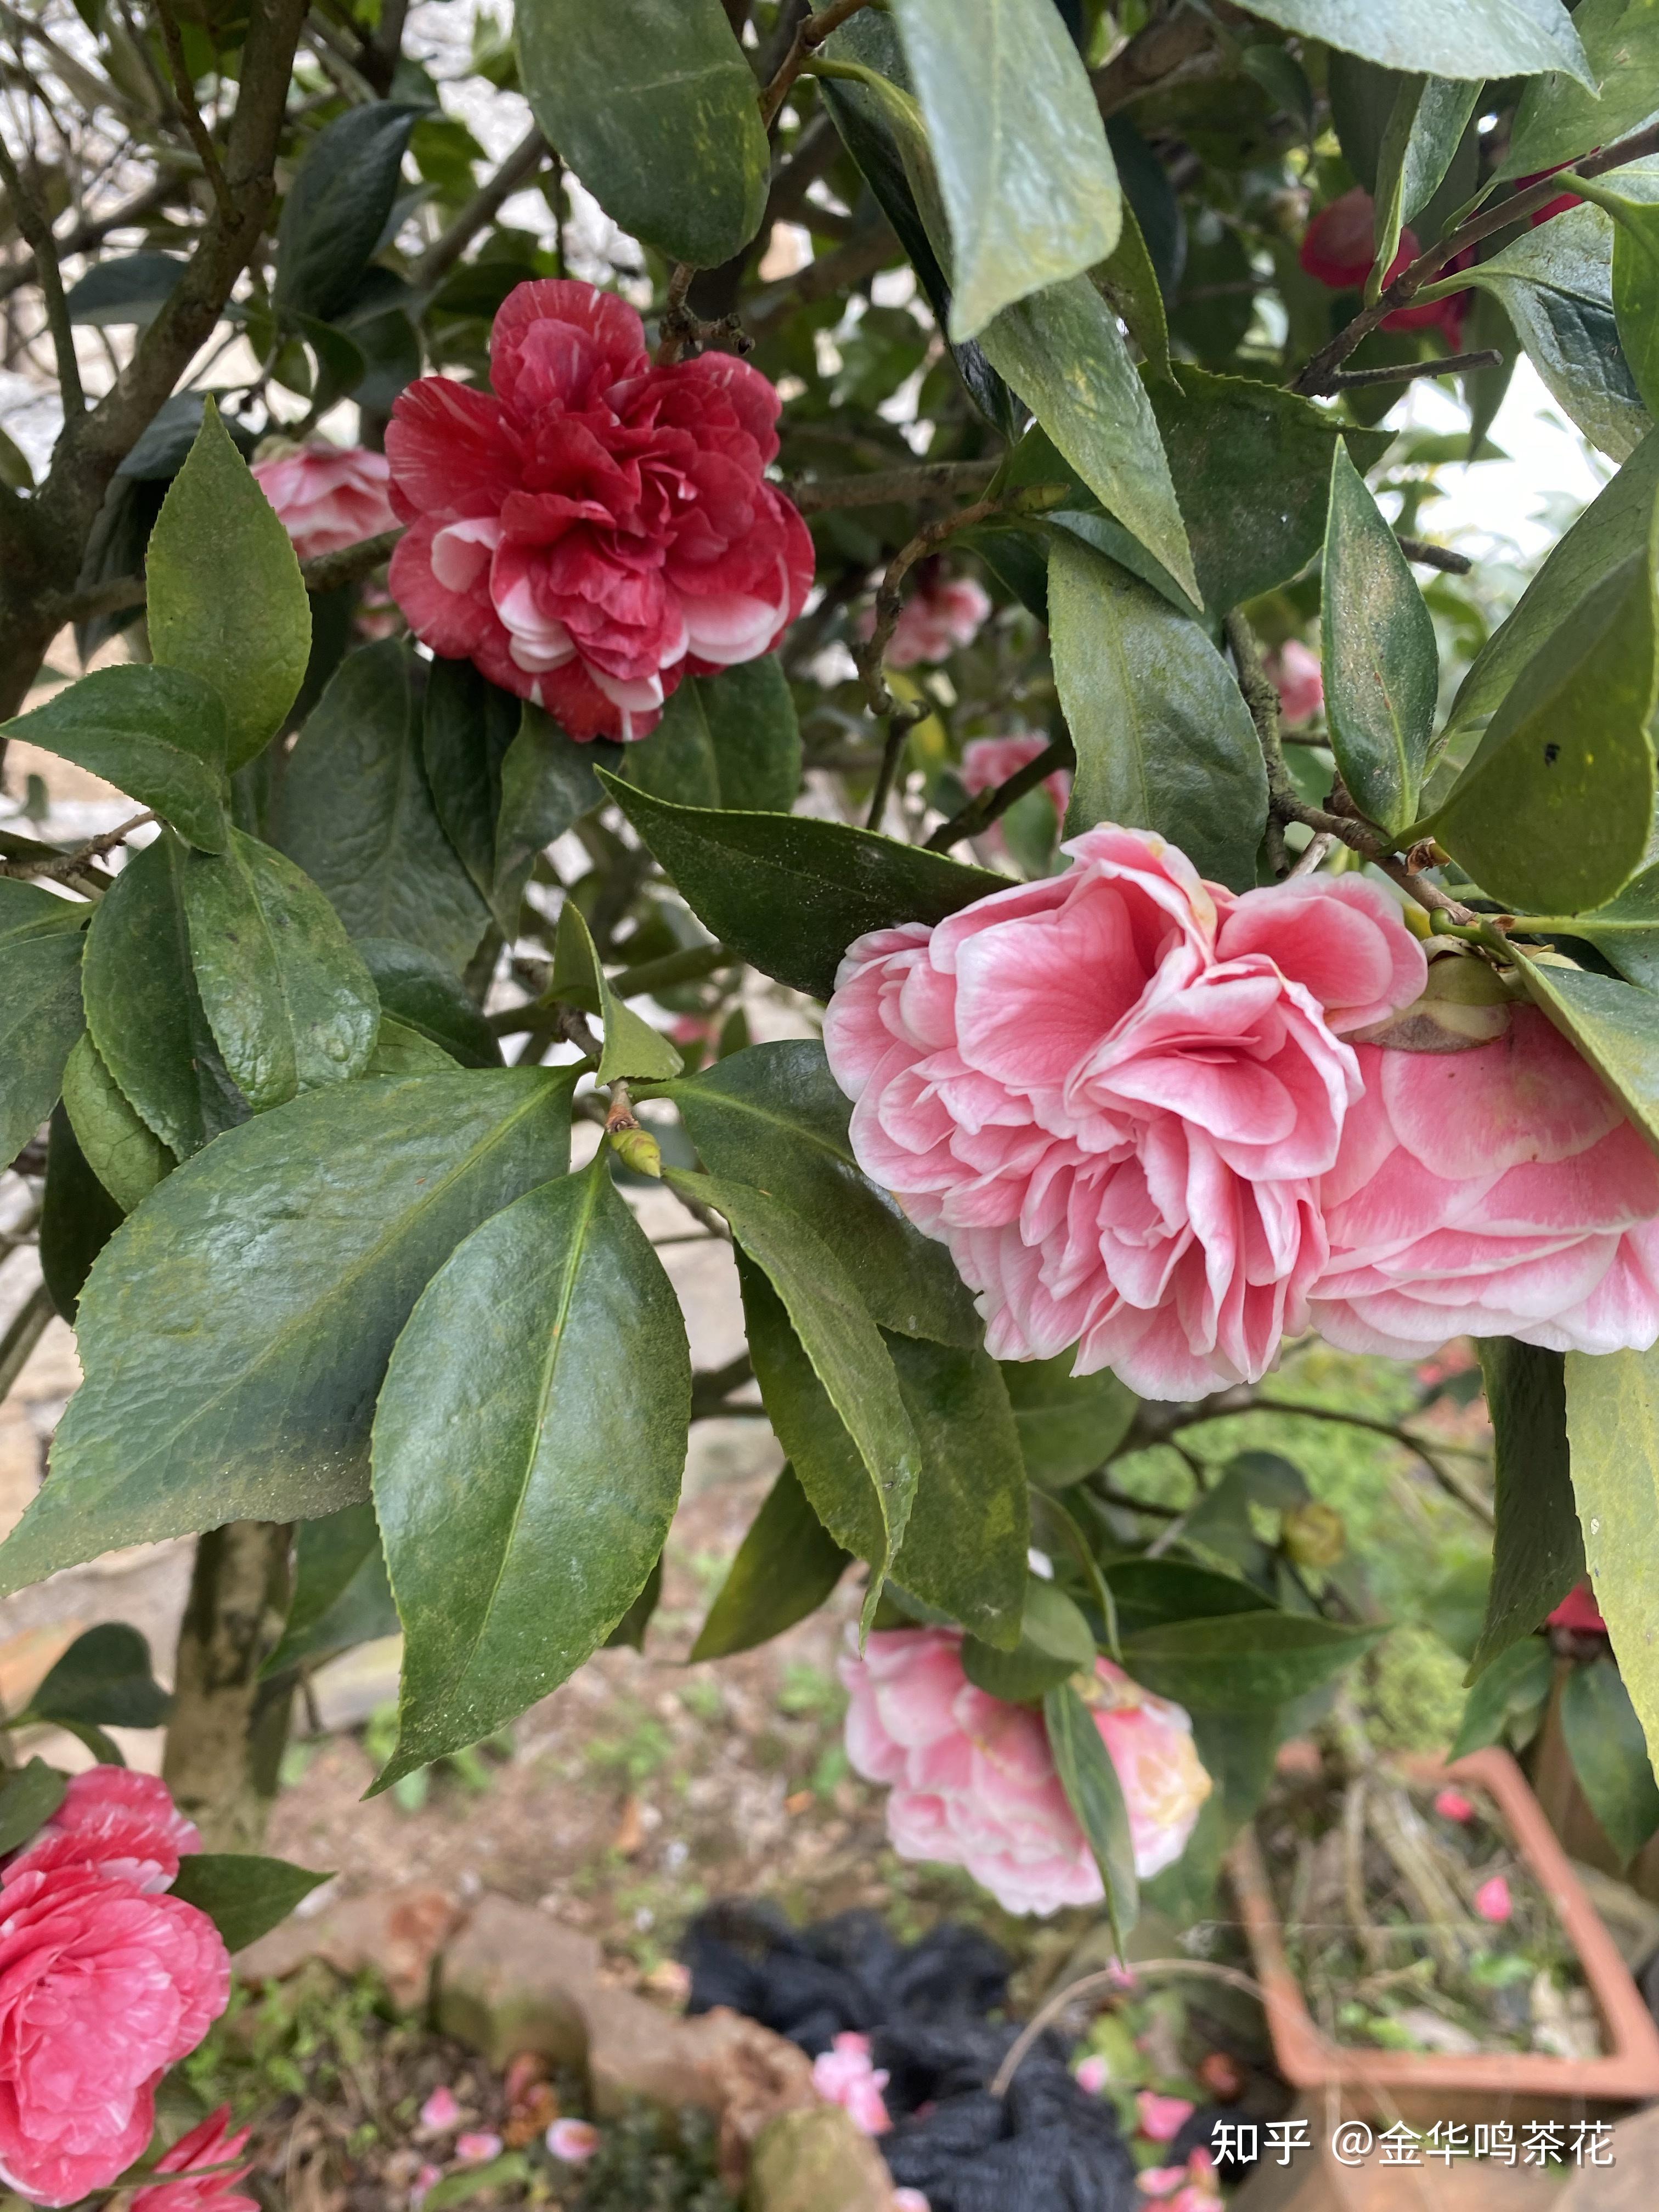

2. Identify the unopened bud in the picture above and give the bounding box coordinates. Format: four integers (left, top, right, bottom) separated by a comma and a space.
1283, 1500, 1345, 1569
607, 1121, 662, 1178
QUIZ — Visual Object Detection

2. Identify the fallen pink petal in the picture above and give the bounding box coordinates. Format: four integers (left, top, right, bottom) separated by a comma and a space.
1137, 2091, 1196, 2143
454, 2132, 501, 2164
418, 2086, 461, 2132
545, 2119, 602, 2164
1434, 1789, 1476, 1824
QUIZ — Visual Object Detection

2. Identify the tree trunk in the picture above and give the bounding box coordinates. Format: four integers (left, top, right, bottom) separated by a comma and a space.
163, 1520, 294, 1850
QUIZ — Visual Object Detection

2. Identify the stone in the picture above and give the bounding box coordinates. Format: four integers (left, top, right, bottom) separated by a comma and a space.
744, 2105, 897, 2212
433, 1896, 601, 2066
239, 1884, 465, 2010
583, 1994, 815, 2178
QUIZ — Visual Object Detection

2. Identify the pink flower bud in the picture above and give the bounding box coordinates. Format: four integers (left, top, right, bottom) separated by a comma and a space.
546, 2119, 602, 2164
419, 2086, 461, 2131
1434, 1789, 1476, 1824
1475, 1875, 1514, 1923
455, 2132, 501, 2164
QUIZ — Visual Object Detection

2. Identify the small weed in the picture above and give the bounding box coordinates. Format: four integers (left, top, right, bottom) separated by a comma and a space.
676, 1678, 724, 1724
776, 1662, 845, 1722
586, 1717, 674, 1785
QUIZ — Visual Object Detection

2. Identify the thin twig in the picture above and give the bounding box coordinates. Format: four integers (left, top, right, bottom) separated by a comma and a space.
411, 125, 548, 289
924, 737, 1072, 853
1252, 1398, 1494, 1529
0, 173, 179, 306
1395, 536, 1472, 575
759, 0, 874, 132
1287, 831, 1336, 878
784, 458, 1001, 514
58, 525, 406, 628
1329, 348, 1501, 392
0, 136, 82, 416
991, 1961, 1269, 2099
155, 0, 229, 213
0, 808, 153, 882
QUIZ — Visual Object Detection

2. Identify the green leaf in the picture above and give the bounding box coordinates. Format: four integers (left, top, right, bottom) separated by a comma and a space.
0, 927, 83, 1171
492, 705, 615, 929
0, 878, 84, 946
1051, 537, 1267, 891
1446, 201, 1651, 461
516, 0, 767, 268
1146, 371, 1394, 619
265, 1501, 399, 1675
604, 1557, 662, 1653
620, 661, 802, 815
170, 1853, 332, 1953
1560, 864, 1659, 986
964, 1576, 1096, 1700
664, 1040, 979, 1346
1508, 952, 1659, 1156
1003, 1355, 1137, 1489
977, 276, 1199, 605
420, 2157, 532, 2212
276, 642, 490, 975
551, 901, 681, 1085
1097, 202, 1172, 383
602, 774, 1003, 1001
1438, 430, 1659, 769
1105, 1558, 1274, 1641
1120, 1611, 1384, 1711
0, 666, 230, 851
718, 1208, 921, 1632
1447, 1633, 1554, 1759
146, 401, 311, 771
81, 833, 247, 1160
1374, 78, 1481, 267
0, 1762, 66, 1853
1504, 0, 1659, 178
367, 1017, 455, 1076
38, 1104, 122, 1322
889, 0, 1119, 341
1469, 1340, 1583, 1678
65, 250, 185, 328
421, 660, 522, 919
689, 1464, 851, 1662
1431, 500, 1659, 911
375, 1158, 689, 1782
1045, 1679, 1138, 1946
1, 1070, 575, 1594
23, 1623, 170, 1729
1233, 0, 1594, 86
357, 940, 500, 1068
1321, 443, 1439, 837
275, 104, 422, 321
1565, 1344, 1659, 1772
1563, 1656, 1659, 1864
1581, 171, 1659, 417
60, 1032, 174, 1213
182, 831, 381, 1111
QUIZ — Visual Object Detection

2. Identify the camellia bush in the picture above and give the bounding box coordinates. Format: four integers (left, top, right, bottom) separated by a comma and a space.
9, 0, 1659, 2194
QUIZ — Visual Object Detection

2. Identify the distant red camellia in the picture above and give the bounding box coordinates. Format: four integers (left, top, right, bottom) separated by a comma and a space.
385, 279, 815, 741
1299, 186, 1469, 336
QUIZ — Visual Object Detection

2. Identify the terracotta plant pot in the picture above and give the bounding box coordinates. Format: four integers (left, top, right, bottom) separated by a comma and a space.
1227, 1745, 1659, 2124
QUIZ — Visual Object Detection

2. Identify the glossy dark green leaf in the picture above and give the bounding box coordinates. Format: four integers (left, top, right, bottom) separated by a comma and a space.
1562, 1656, 1659, 1864
375, 1158, 689, 1781
1, 1070, 576, 1595
1504, 0, 1659, 177
1510, 955, 1659, 1156
602, 774, 1003, 1001
1052, 538, 1266, 890
1432, 510, 1658, 910
1447, 1634, 1554, 1759
1234, 0, 1593, 84
1147, 372, 1392, 619
0, 879, 84, 946
604, 1557, 662, 1653
276, 642, 490, 974
23, 1623, 170, 1729
1, 667, 229, 851
421, 659, 521, 918
1321, 443, 1438, 836
0, 928, 83, 1171
275, 104, 422, 321
367, 1017, 455, 1075
516, 0, 766, 268
664, 1040, 979, 1346
1104, 1558, 1274, 1641
492, 705, 615, 928
551, 901, 681, 1085
356, 939, 499, 1068
1120, 1611, 1384, 1711
1046, 1678, 1138, 1945
1097, 201, 1171, 383
621, 661, 802, 815
146, 402, 311, 771
170, 1853, 332, 1954
64, 250, 185, 326
38, 1104, 122, 1321
890, 0, 1119, 340
689, 1464, 851, 1662
1003, 1355, 1137, 1489
1566, 1344, 1659, 1768
182, 831, 380, 1111
81, 835, 248, 1159
60, 1033, 173, 1212
1374, 78, 1481, 265
1469, 1340, 1582, 1677
1564, 865, 1659, 986
0, 1762, 66, 1853
266, 1500, 399, 1676
1584, 173, 1659, 417
964, 1575, 1096, 1700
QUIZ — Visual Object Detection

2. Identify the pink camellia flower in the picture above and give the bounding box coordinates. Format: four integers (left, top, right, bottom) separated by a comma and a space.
811, 2031, 891, 2135
893, 2193, 932, 2212
1308, 996, 1659, 1360
385, 279, 814, 741
130, 2106, 256, 2212
5, 1767, 202, 1895
1475, 1875, 1514, 1924
1548, 1581, 1608, 1636
839, 1629, 1211, 1916
546, 2118, 601, 2164
455, 2131, 502, 2163
1074, 2053, 1110, 2095
1434, 1789, 1476, 1824
1138, 2091, 1196, 2143
883, 573, 993, 668
825, 824, 1425, 1398
1263, 639, 1323, 728
411, 2161, 443, 2208
961, 733, 1073, 823
0, 1860, 230, 2205
251, 443, 398, 563
419, 2085, 462, 2132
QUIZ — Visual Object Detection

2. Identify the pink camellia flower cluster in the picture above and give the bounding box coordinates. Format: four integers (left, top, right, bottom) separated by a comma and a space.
827, 823, 1659, 1394
961, 732, 1072, 819
879, 573, 993, 669
840, 1629, 1211, 1916
384, 279, 814, 742
252, 442, 398, 562
0, 1768, 231, 2207
130, 2106, 256, 2212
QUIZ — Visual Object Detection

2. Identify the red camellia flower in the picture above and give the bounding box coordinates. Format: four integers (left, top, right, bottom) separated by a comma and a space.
385, 279, 815, 741
251, 443, 398, 562
1300, 187, 1469, 337
131, 2107, 257, 2212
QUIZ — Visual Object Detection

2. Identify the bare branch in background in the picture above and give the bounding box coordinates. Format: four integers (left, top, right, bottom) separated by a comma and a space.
0, 132, 84, 415
411, 125, 548, 289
